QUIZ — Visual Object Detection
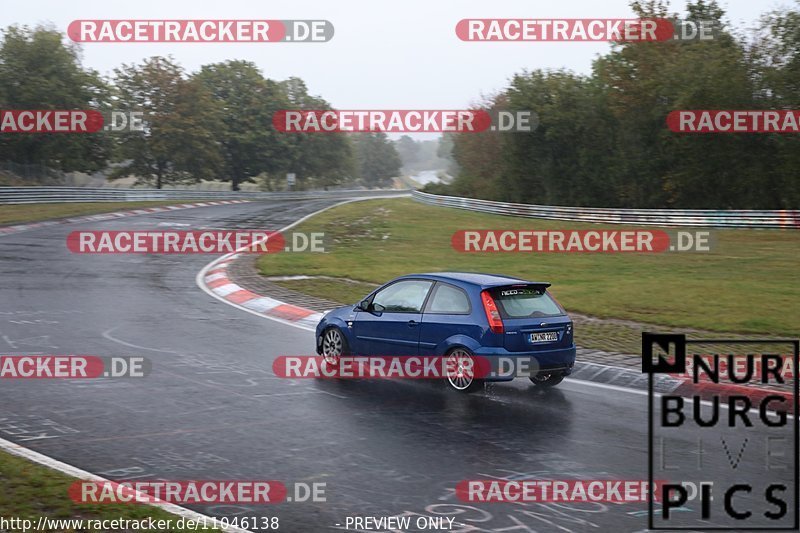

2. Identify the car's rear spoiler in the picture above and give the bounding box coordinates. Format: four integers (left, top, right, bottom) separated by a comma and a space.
494, 282, 551, 289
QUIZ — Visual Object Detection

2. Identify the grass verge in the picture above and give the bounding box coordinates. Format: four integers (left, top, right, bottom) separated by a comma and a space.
0, 201, 192, 226
270, 277, 378, 305
260, 198, 799, 337
0, 450, 219, 532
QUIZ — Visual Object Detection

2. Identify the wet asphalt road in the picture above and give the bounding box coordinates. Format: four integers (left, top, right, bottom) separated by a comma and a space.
0, 199, 795, 532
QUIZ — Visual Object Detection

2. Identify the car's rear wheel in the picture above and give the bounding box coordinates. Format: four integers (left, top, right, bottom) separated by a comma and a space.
446, 348, 484, 393
529, 372, 565, 387
321, 327, 348, 366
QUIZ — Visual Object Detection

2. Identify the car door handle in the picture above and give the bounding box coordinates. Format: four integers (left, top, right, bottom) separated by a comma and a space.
407, 320, 418, 328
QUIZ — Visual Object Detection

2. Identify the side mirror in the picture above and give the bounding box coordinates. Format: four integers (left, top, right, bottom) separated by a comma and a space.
372, 303, 386, 313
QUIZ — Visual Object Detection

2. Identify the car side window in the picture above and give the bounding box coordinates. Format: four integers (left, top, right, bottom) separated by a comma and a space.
426, 283, 471, 314
371, 280, 433, 313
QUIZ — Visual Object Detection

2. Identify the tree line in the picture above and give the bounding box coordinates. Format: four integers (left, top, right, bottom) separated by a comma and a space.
428, 0, 800, 209
0, 25, 401, 190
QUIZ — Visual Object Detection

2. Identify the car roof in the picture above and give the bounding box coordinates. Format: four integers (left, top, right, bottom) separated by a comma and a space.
398, 272, 550, 289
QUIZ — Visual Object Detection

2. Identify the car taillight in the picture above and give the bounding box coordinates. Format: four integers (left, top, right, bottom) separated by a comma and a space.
481, 290, 504, 334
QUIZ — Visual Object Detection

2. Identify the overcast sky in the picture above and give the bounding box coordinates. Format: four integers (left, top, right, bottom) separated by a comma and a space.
3, 1, 785, 112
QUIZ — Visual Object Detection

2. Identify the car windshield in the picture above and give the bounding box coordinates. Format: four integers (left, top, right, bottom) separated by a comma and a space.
493, 287, 564, 318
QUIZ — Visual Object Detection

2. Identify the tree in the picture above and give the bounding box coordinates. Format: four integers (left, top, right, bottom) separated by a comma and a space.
278, 77, 354, 189
352, 132, 401, 187
436, 134, 458, 175
443, 0, 800, 209
111, 56, 222, 188
749, 5, 800, 208
194, 61, 290, 190
0, 25, 110, 174
394, 135, 420, 172
449, 98, 507, 200
162, 78, 224, 183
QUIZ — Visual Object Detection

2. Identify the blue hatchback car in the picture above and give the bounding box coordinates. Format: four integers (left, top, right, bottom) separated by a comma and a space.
315, 272, 576, 392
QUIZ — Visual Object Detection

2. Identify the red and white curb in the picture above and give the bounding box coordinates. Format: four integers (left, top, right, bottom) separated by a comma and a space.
201, 253, 324, 331
196, 196, 409, 331
0, 200, 251, 238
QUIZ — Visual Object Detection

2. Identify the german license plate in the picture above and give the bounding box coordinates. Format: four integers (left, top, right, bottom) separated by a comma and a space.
529, 331, 558, 343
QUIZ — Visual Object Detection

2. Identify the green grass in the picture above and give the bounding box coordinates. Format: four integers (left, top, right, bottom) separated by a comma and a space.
258, 198, 799, 337
0, 450, 219, 531
0, 201, 193, 226
273, 277, 378, 305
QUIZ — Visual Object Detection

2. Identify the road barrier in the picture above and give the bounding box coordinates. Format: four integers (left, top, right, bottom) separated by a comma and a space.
0, 187, 409, 205
412, 190, 799, 229
4, 187, 794, 228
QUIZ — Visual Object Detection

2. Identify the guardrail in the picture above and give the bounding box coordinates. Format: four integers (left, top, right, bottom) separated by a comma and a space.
412, 190, 799, 228
0, 187, 410, 205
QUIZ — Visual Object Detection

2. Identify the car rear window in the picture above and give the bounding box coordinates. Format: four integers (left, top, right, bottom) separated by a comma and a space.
492, 286, 564, 318
427, 283, 470, 314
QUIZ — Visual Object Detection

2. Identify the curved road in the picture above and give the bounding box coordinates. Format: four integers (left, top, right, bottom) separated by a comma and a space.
0, 199, 793, 532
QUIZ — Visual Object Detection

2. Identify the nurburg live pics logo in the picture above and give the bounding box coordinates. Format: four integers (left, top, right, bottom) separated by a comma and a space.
642, 332, 799, 530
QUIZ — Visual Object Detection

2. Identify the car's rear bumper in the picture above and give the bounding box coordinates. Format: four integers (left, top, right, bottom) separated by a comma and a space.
473, 344, 576, 382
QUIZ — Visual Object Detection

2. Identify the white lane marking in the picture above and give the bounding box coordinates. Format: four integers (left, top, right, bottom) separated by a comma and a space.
157, 222, 191, 227
563, 377, 649, 396
564, 377, 788, 414
0, 201, 252, 238
0, 436, 251, 533
195, 195, 410, 333
102, 327, 180, 354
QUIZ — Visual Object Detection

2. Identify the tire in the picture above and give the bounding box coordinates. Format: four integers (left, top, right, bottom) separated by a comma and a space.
529, 372, 565, 387
321, 327, 349, 367
445, 347, 484, 393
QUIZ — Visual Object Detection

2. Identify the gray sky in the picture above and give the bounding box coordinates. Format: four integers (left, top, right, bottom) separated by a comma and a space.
3, 1, 783, 114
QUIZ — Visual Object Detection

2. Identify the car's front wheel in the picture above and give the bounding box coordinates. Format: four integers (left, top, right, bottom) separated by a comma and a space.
529, 372, 565, 387
321, 327, 348, 366
445, 348, 484, 393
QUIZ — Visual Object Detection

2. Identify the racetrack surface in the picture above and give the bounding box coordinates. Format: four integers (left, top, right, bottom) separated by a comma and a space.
0, 199, 794, 532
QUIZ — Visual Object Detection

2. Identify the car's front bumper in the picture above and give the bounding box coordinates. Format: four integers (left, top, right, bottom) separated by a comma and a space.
314, 321, 327, 354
